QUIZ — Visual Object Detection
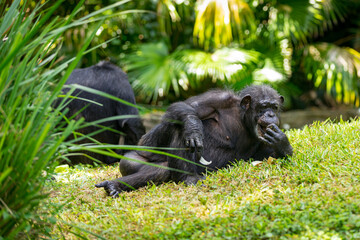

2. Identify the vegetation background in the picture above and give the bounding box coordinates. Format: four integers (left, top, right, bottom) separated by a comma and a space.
0, 0, 359, 239
54, 0, 360, 108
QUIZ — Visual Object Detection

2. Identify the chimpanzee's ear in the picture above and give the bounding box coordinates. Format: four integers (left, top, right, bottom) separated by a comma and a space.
240, 95, 252, 110
279, 96, 284, 104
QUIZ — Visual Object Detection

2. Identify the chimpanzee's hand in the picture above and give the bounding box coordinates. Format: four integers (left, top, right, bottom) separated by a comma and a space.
95, 180, 122, 198
184, 115, 204, 153
259, 123, 293, 157
185, 132, 203, 153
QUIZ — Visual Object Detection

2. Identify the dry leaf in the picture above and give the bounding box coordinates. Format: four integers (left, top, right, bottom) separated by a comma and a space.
251, 161, 263, 166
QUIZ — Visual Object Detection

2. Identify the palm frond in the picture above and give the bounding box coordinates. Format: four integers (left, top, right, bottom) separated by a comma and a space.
182, 47, 260, 84
302, 42, 360, 105
193, 0, 256, 50
157, 0, 182, 36
125, 42, 186, 103
125, 43, 261, 102
235, 35, 292, 86
268, 0, 322, 44
253, 58, 286, 83
268, 0, 356, 44
319, 0, 349, 32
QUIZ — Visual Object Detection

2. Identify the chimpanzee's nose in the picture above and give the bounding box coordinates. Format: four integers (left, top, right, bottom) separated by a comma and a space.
267, 111, 275, 118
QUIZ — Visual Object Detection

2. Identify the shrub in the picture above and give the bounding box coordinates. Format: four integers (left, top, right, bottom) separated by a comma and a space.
0, 0, 123, 237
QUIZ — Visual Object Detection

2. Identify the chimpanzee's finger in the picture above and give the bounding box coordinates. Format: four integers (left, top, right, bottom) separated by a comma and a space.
95, 181, 109, 188
265, 127, 276, 137
259, 136, 271, 145
190, 139, 196, 152
263, 133, 275, 144
190, 139, 195, 147
267, 123, 280, 132
110, 190, 120, 198
195, 137, 203, 150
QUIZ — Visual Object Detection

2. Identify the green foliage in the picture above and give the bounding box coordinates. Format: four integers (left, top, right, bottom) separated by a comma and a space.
193, 0, 256, 50
267, 0, 324, 44
0, 0, 133, 238
181, 47, 260, 83
0, 0, 82, 237
53, 0, 155, 66
125, 42, 185, 103
46, 119, 360, 239
302, 42, 360, 106
125, 42, 261, 102
48, 0, 360, 105
118, 0, 360, 105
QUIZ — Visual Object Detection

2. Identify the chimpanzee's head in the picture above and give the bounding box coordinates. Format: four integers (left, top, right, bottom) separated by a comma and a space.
238, 85, 284, 139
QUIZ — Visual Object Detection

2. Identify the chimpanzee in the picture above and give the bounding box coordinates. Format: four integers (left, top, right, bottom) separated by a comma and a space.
59, 61, 145, 165
95, 85, 293, 197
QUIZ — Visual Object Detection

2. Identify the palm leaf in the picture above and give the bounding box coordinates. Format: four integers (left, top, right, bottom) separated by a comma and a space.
157, 0, 182, 36
302, 42, 360, 106
125, 42, 185, 103
268, 0, 321, 44
193, 0, 256, 50
252, 58, 286, 83
125, 43, 261, 102
269, 0, 355, 43
182, 47, 260, 85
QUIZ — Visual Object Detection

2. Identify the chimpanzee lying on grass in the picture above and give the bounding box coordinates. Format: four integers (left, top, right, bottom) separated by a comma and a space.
96, 85, 293, 197
59, 61, 145, 165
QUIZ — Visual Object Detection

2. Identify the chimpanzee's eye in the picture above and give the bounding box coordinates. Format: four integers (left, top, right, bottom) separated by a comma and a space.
270, 104, 279, 111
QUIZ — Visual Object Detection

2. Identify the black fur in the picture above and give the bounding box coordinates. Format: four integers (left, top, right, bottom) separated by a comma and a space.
59, 61, 145, 164
96, 85, 293, 197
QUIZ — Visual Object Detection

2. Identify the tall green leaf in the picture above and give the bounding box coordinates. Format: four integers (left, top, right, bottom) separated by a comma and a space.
0, 0, 133, 238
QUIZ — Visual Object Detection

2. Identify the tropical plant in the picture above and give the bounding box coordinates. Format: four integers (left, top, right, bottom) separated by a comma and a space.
301, 43, 360, 105
126, 42, 260, 103
0, 0, 133, 238
193, 0, 256, 50
122, 0, 360, 106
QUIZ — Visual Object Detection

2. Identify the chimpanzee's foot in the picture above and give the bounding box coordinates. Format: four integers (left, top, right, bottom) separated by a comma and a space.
95, 180, 124, 198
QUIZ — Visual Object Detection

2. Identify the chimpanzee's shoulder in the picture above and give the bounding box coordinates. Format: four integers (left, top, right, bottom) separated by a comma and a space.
185, 89, 236, 103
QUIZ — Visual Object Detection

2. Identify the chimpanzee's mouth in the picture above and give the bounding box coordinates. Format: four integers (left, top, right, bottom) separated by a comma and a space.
256, 124, 267, 137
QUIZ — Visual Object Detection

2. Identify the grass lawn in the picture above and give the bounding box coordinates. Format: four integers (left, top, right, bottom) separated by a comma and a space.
46, 119, 360, 239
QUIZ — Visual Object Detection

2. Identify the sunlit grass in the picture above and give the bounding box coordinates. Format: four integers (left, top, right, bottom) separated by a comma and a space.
47, 119, 360, 239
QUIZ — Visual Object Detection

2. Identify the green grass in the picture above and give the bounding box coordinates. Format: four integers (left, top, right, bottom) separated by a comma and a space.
46, 119, 360, 239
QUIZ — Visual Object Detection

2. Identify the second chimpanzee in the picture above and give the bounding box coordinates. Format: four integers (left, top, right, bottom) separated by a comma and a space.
96, 85, 293, 197
59, 61, 145, 165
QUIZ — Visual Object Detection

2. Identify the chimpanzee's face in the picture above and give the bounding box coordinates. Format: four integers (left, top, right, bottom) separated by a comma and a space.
253, 98, 282, 138
240, 92, 284, 139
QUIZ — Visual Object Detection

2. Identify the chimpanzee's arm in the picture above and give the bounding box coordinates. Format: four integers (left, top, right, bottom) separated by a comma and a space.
163, 102, 204, 152
163, 90, 239, 152
186, 90, 240, 120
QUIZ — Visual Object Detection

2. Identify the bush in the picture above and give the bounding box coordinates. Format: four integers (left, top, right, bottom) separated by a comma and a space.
0, 0, 122, 238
